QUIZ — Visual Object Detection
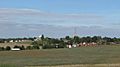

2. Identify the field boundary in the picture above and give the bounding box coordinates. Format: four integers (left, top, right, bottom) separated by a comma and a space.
25, 64, 120, 67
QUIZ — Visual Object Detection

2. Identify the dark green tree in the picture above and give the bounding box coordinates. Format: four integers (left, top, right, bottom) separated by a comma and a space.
65, 36, 71, 40
41, 34, 44, 40
73, 36, 80, 43
6, 46, 11, 51
0, 47, 5, 51
26, 46, 33, 50
32, 45, 40, 49
14, 45, 20, 48
20, 45, 25, 50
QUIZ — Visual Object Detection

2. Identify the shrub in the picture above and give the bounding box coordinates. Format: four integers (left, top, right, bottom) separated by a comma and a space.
0, 47, 5, 51
20, 45, 25, 50
26, 46, 32, 50
5, 46, 11, 51
42, 44, 56, 49
32, 46, 39, 49
14, 45, 20, 48
13, 45, 25, 50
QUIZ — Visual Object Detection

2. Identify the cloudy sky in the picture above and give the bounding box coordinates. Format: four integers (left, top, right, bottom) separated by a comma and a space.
0, 0, 120, 38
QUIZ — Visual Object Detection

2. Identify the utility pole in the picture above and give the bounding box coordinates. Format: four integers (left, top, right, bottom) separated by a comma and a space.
74, 27, 77, 37
73, 26, 77, 45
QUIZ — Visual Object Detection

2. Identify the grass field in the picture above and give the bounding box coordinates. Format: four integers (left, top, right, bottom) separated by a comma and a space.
1, 45, 120, 67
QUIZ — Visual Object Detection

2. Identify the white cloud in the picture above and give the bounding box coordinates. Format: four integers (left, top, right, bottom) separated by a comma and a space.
0, 8, 119, 38
0, 8, 104, 26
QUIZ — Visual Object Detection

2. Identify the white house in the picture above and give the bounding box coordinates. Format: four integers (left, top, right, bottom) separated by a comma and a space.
67, 45, 72, 48
34, 35, 42, 41
72, 44, 77, 47
11, 48, 21, 51
9, 40, 14, 43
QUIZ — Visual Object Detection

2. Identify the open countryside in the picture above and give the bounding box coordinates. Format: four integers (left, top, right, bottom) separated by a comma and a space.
1, 0, 120, 67
1, 35, 120, 67
1, 45, 120, 67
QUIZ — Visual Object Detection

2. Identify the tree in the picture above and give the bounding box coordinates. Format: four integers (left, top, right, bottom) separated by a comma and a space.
65, 36, 71, 40
26, 46, 33, 50
42, 44, 55, 49
0, 47, 5, 51
92, 36, 101, 42
41, 34, 44, 40
6, 46, 11, 51
86, 36, 92, 43
73, 36, 80, 44
14, 45, 20, 48
20, 45, 25, 50
32, 45, 39, 49
103, 37, 112, 42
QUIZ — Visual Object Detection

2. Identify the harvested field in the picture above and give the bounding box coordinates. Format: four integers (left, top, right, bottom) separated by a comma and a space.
0, 42, 31, 48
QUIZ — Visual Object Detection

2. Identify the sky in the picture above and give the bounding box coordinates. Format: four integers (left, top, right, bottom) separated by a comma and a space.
0, 0, 120, 38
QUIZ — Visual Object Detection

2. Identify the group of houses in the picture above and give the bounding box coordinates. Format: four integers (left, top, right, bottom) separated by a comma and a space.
67, 42, 97, 48
0, 35, 98, 50
0, 39, 32, 43
5, 39, 32, 43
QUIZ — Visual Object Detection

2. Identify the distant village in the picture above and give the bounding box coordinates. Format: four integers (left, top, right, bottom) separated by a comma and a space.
0, 38, 34, 43
0, 35, 120, 51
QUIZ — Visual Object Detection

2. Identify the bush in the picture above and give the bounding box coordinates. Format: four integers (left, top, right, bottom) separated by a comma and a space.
43, 44, 56, 49
14, 45, 20, 48
20, 45, 25, 50
5, 46, 11, 51
26, 46, 33, 50
13, 45, 25, 50
0, 47, 5, 51
58, 44, 65, 48
32, 46, 39, 49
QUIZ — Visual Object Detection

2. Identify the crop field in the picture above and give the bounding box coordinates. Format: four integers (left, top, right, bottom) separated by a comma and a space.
0, 42, 32, 48
1, 45, 120, 67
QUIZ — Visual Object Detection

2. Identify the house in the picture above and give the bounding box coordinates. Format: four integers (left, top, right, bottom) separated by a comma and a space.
9, 40, 14, 43
79, 42, 97, 47
67, 45, 72, 48
72, 44, 77, 47
34, 35, 42, 41
11, 48, 21, 51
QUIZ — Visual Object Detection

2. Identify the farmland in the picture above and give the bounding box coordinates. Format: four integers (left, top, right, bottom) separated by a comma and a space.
1, 45, 120, 67
0, 42, 32, 48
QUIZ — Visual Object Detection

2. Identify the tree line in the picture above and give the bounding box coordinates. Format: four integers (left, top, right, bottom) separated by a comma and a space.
31, 35, 120, 49
0, 45, 41, 51
0, 35, 120, 51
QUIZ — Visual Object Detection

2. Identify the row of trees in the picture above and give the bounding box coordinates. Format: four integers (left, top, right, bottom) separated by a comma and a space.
0, 45, 25, 51
32, 37, 66, 49
64, 36, 120, 43
0, 45, 41, 51
1, 35, 120, 50
31, 35, 120, 49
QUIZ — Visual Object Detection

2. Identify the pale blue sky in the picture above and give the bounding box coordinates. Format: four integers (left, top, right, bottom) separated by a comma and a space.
0, 0, 120, 13
0, 0, 120, 27
0, 0, 120, 37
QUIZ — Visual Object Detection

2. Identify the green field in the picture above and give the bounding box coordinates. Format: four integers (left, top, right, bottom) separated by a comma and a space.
1, 45, 120, 67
